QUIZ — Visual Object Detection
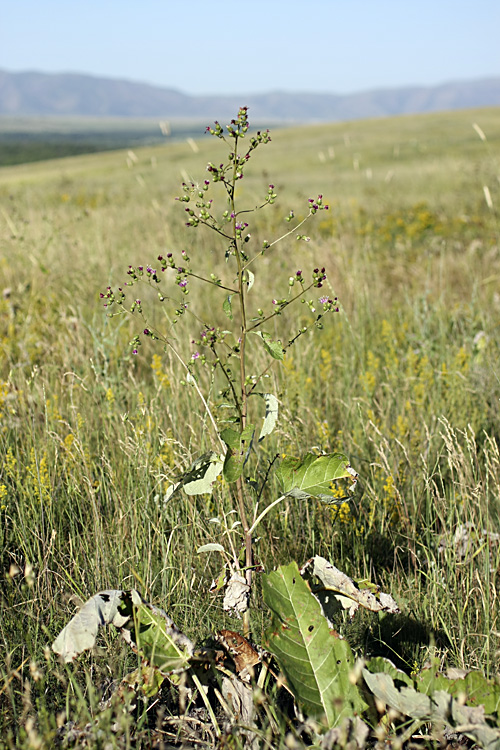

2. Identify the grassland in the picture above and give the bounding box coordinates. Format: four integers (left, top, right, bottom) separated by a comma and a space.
0, 116, 215, 166
0, 106, 500, 748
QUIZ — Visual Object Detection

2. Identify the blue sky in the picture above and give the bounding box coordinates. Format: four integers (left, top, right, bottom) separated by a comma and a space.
2, 0, 499, 95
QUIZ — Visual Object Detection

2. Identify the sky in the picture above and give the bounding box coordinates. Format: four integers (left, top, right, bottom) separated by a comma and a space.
2, 0, 500, 96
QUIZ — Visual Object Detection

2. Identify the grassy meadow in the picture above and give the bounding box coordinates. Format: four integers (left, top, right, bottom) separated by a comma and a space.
0, 116, 214, 166
1, 106, 500, 747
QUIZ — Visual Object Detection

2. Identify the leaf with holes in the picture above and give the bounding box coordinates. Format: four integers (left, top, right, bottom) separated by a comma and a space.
220, 424, 255, 482
263, 561, 366, 726
245, 270, 255, 292
302, 556, 399, 619
277, 453, 358, 503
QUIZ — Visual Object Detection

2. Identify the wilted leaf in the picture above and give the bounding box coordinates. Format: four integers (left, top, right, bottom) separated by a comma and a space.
53, 590, 131, 662
302, 556, 399, 619
221, 673, 255, 729
277, 453, 358, 503
415, 666, 500, 715
363, 669, 500, 750
53, 589, 194, 676
223, 572, 250, 616
263, 562, 366, 727
164, 452, 223, 499
321, 716, 370, 750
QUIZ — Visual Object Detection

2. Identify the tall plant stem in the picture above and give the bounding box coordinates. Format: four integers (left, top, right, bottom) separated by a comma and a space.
230, 134, 253, 637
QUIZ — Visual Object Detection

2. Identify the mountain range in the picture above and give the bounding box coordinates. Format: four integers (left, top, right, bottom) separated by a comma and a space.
1, 69, 500, 122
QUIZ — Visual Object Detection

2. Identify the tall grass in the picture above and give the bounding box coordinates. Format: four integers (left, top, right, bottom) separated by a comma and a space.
0, 107, 499, 746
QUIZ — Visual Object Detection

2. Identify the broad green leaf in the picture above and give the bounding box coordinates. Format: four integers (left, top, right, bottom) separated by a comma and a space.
276, 452, 358, 503
223, 294, 233, 320
263, 562, 366, 727
220, 424, 255, 483
254, 331, 284, 360
302, 556, 399, 619
257, 393, 279, 441
118, 591, 194, 674
365, 656, 413, 687
164, 452, 223, 499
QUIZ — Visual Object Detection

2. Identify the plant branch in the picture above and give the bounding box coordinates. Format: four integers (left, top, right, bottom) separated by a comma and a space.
242, 211, 314, 270
248, 494, 287, 536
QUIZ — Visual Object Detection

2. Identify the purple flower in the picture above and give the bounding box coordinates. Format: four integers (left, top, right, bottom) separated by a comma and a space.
178, 280, 188, 288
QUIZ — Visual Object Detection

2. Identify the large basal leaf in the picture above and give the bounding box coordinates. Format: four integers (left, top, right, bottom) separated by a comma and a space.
415, 666, 500, 715
363, 668, 500, 750
302, 556, 399, 619
276, 453, 358, 503
164, 451, 223, 499
118, 592, 194, 673
53, 589, 194, 675
220, 424, 254, 482
263, 562, 366, 727
365, 657, 413, 687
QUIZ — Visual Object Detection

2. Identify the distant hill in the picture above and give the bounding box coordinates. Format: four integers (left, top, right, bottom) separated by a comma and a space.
1, 69, 500, 121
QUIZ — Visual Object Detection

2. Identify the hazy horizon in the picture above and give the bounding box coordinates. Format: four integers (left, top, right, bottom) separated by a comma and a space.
3, 67, 499, 100
2, 0, 499, 98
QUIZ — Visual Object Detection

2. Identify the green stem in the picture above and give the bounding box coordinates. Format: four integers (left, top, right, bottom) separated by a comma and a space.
246, 281, 317, 332
248, 495, 287, 536
242, 211, 313, 270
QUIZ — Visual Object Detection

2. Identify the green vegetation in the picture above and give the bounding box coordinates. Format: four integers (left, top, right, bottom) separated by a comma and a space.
0, 116, 214, 166
1, 106, 500, 748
